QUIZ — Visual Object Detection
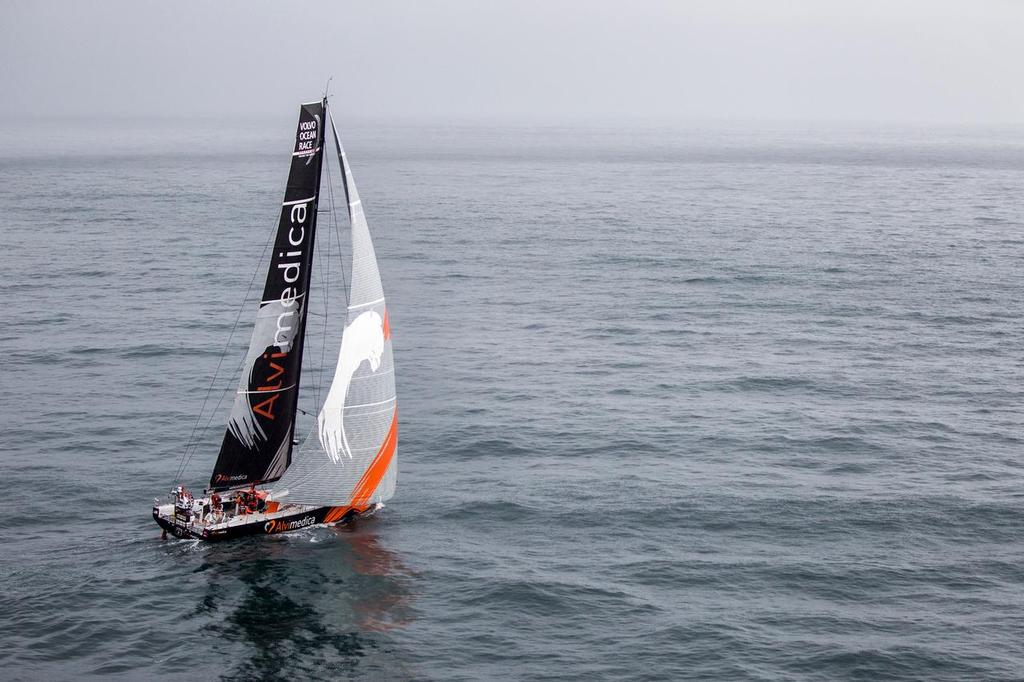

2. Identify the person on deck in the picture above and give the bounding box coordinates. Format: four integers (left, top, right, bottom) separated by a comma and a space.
174, 486, 192, 508
245, 483, 260, 513
207, 492, 223, 523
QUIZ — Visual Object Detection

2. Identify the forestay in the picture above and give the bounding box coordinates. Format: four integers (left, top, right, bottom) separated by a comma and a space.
274, 110, 397, 507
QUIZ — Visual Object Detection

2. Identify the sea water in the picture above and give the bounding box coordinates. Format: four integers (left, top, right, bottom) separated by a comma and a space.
1, 119, 1023, 680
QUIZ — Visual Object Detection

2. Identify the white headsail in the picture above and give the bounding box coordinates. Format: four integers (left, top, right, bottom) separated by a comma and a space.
274, 110, 397, 507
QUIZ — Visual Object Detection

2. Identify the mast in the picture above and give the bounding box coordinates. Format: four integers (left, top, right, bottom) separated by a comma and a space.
208, 99, 327, 492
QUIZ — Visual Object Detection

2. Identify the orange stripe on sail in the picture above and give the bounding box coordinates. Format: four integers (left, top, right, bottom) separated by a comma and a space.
350, 409, 398, 508
382, 308, 391, 341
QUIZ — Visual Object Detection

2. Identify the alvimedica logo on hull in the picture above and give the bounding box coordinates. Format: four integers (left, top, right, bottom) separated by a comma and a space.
264, 516, 316, 534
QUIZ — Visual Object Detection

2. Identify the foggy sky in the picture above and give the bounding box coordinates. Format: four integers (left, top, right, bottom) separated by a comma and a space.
2, 0, 1022, 125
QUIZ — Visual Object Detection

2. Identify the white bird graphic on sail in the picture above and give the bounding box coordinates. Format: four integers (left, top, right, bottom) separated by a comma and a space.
318, 310, 386, 462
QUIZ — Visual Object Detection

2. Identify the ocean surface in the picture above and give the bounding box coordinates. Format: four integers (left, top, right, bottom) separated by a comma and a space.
1, 117, 1023, 680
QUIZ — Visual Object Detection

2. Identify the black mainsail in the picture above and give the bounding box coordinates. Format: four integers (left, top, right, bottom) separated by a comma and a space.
209, 100, 325, 491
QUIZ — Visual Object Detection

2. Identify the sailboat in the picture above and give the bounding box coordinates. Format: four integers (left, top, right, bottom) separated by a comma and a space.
153, 98, 397, 540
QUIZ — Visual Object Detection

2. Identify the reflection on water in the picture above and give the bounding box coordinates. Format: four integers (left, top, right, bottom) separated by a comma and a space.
192, 519, 416, 680
339, 524, 418, 633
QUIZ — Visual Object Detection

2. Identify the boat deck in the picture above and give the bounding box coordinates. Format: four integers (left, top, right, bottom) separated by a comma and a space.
154, 499, 318, 539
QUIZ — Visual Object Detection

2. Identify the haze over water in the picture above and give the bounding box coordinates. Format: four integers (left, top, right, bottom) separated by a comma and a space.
1, 117, 1022, 679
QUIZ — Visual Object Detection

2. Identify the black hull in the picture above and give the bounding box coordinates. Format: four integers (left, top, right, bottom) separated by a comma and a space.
153, 505, 364, 542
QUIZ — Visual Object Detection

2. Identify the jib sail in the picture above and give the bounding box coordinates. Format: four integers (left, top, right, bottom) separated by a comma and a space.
209, 100, 325, 491
273, 110, 397, 507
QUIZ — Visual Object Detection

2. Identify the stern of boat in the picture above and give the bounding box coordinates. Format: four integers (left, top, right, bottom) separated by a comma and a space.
153, 502, 197, 539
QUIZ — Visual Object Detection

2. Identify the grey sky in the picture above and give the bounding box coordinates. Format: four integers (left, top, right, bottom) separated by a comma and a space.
2, 0, 1022, 125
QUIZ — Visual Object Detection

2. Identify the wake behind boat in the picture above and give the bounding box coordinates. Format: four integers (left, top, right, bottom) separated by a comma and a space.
154, 97, 397, 541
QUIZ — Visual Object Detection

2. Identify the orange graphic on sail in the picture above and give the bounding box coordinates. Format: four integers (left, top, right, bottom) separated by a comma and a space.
350, 409, 398, 508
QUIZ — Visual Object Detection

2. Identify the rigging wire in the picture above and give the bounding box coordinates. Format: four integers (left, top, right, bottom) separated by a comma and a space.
173, 215, 278, 485
313, 148, 337, 416
175, 350, 249, 484
326, 135, 352, 337
329, 108, 352, 312
301, 103, 345, 428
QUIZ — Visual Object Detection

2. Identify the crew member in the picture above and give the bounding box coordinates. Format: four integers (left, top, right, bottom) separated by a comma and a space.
245, 483, 259, 513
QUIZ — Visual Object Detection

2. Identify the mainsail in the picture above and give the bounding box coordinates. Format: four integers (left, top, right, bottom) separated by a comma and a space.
274, 111, 398, 507
209, 101, 326, 491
